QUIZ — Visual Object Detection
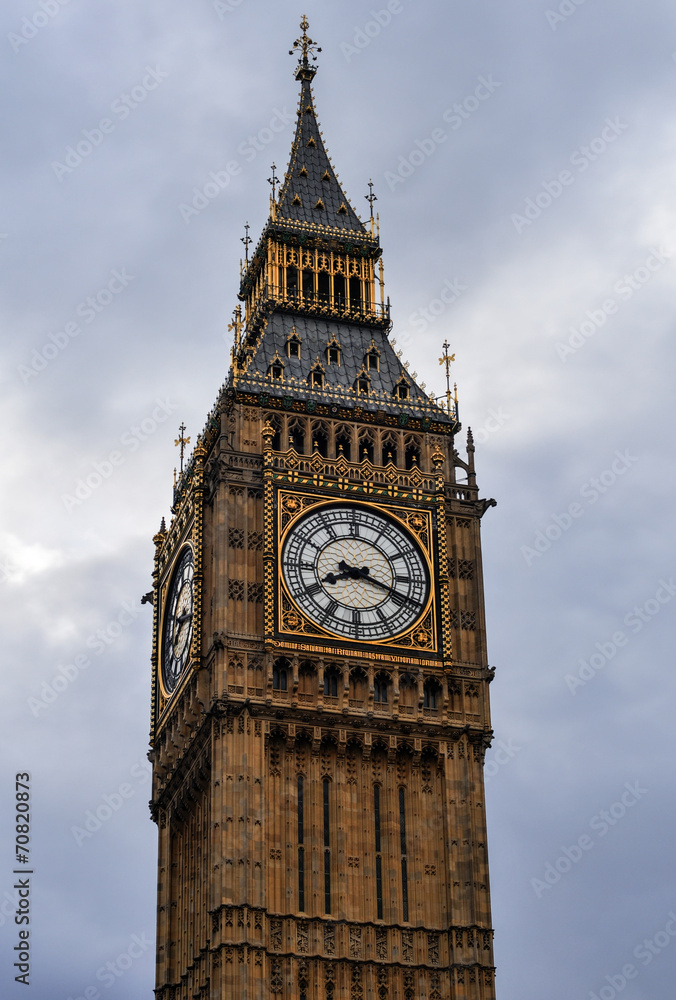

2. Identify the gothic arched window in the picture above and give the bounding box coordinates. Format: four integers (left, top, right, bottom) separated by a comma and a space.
374, 673, 390, 704
273, 658, 289, 691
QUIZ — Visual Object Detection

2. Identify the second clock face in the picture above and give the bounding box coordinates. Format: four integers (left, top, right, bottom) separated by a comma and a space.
161, 547, 194, 696
281, 503, 429, 641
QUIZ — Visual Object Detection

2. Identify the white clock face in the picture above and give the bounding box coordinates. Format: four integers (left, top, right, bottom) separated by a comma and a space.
161, 547, 194, 695
281, 503, 429, 641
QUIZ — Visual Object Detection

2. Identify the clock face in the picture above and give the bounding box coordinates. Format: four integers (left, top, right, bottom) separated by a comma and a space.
161, 547, 194, 695
281, 503, 430, 641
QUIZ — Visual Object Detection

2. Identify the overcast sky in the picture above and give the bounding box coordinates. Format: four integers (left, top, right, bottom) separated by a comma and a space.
2, 1, 676, 997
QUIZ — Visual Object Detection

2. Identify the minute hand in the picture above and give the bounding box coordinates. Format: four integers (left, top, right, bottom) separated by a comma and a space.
345, 564, 417, 602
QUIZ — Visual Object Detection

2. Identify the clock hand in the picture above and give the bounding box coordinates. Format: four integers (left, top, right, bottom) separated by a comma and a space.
330, 560, 391, 591
323, 561, 369, 584
324, 561, 422, 606
338, 560, 373, 580
171, 613, 192, 647
346, 565, 423, 606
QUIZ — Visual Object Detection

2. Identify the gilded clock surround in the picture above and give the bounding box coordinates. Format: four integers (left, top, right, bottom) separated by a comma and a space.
160, 545, 195, 696
275, 492, 438, 653
148, 19, 498, 1000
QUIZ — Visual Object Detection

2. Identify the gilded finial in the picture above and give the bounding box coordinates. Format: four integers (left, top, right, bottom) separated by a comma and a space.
290, 15, 321, 80
228, 304, 243, 351
174, 423, 190, 474
268, 163, 278, 200
268, 162, 279, 218
365, 179, 377, 234
153, 516, 167, 548
241, 221, 251, 265
438, 341, 456, 417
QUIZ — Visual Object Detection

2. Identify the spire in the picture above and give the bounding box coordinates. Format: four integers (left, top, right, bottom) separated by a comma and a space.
228, 18, 458, 432
276, 18, 366, 234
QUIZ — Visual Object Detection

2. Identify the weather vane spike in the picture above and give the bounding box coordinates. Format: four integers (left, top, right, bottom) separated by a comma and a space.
174, 422, 191, 474
438, 340, 456, 416
241, 221, 251, 265
290, 15, 321, 73
365, 179, 377, 231
267, 162, 278, 201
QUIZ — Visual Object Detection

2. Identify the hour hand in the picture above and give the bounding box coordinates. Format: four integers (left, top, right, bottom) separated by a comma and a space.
322, 563, 362, 584
338, 560, 372, 580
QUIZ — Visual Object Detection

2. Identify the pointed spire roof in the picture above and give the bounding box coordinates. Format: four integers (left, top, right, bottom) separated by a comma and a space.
228, 18, 459, 433
275, 18, 367, 235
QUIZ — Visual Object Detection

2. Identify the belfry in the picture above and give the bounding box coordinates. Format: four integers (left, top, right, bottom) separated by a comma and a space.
149, 18, 498, 1000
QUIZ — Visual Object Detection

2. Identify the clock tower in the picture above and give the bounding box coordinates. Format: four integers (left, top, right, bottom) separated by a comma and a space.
149, 19, 498, 1000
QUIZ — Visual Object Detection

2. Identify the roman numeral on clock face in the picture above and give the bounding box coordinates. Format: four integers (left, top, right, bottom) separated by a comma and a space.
320, 600, 338, 620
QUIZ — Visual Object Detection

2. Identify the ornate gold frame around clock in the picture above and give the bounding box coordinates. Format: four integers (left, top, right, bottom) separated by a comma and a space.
272, 489, 439, 655
151, 442, 207, 738
157, 543, 195, 701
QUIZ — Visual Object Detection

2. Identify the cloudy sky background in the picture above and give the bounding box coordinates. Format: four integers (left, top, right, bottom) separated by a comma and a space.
1, 0, 675, 997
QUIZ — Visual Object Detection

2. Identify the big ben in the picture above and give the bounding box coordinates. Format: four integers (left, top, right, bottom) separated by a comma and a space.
149, 18, 497, 1000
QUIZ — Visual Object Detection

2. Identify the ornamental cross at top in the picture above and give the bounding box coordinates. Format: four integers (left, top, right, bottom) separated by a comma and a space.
438, 340, 456, 417
289, 15, 321, 78
174, 423, 190, 474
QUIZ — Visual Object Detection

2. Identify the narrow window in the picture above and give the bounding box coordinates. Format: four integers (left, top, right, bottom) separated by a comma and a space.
324, 671, 339, 697
273, 663, 287, 691
287, 339, 300, 359
405, 441, 421, 470
399, 786, 409, 922
360, 438, 374, 463
318, 271, 330, 301
374, 785, 383, 919
423, 682, 438, 709
312, 426, 329, 457
349, 275, 362, 310
334, 273, 346, 307
323, 779, 331, 913
289, 423, 305, 453
268, 419, 281, 451
286, 265, 298, 297
381, 436, 398, 466
336, 431, 352, 461
358, 377, 369, 394
298, 775, 305, 911
328, 346, 340, 365
374, 676, 388, 704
